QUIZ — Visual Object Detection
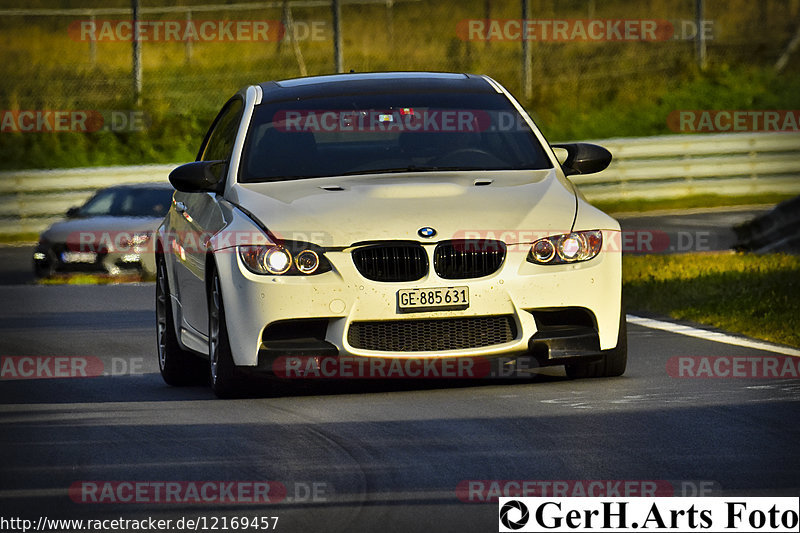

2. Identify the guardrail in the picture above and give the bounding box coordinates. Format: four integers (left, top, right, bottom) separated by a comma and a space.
0, 164, 174, 235
571, 131, 800, 202
1, 131, 799, 235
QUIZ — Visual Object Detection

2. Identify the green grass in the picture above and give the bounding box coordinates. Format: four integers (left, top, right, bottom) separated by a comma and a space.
623, 253, 800, 348
0, 232, 40, 244
37, 273, 151, 285
0, 0, 799, 169
593, 193, 795, 215
2, 65, 798, 170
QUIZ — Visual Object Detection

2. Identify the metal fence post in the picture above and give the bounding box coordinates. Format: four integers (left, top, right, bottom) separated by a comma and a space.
88, 14, 97, 65
332, 0, 343, 73
185, 10, 193, 64
283, 1, 308, 76
132, 0, 142, 105
695, 0, 707, 70
521, 0, 532, 100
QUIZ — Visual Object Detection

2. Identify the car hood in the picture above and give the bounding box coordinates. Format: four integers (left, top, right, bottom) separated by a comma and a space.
39, 216, 163, 244
230, 170, 579, 247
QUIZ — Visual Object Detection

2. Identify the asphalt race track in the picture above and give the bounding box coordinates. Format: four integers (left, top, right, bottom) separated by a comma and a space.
0, 282, 798, 532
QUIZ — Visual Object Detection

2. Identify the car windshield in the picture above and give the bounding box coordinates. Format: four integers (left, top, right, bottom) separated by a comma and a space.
78, 187, 173, 218
240, 91, 553, 182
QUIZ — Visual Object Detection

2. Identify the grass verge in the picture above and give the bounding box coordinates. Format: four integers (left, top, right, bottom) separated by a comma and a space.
623, 253, 800, 348
592, 193, 794, 216
37, 273, 150, 285
0, 232, 40, 244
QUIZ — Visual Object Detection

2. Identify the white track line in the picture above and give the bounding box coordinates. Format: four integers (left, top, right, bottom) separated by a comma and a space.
626, 315, 800, 357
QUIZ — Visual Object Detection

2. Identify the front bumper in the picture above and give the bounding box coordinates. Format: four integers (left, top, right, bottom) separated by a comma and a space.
214, 231, 622, 368
34, 243, 156, 277
249, 325, 603, 377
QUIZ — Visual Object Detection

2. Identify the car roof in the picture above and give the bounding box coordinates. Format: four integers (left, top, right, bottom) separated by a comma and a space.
258, 72, 497, 102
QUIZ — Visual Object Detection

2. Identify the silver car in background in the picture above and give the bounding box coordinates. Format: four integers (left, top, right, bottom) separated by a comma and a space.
33, 183, 174, 278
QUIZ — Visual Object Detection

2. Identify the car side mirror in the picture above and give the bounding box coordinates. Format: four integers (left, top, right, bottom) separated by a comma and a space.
66, 206, 80, 218
551, 143, 612, 176
169, 160, 226, 193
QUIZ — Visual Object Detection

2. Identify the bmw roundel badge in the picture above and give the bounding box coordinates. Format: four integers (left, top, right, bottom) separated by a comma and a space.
418, 227, 437, 238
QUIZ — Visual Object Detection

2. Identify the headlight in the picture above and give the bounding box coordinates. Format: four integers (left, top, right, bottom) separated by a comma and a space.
531, 239, 556, 263
295, 250, 320, 274
238, 244, 330, 276
264, 247, 292, 274
527, 230, 602, 265
238, 245, 291, 274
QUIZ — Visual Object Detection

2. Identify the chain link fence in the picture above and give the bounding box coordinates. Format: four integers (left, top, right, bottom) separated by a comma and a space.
1, 0, 798, 113
0, 0, 799, 233
0, 0, 798, 173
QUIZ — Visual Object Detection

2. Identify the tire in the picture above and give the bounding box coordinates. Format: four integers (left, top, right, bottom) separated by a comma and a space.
208, 266, 245, 398
156, 253, 205, 386
565, 311, 627, 379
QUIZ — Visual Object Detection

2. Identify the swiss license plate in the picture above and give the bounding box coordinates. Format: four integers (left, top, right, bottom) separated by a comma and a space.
398, 286, 469, 311
61, 251, 97, 263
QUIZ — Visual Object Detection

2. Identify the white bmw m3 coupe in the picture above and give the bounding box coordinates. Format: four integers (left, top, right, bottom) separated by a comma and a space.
156, 72, 626, 397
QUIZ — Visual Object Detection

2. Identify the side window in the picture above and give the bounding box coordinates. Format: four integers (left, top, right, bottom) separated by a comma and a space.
198, 97, 244, 162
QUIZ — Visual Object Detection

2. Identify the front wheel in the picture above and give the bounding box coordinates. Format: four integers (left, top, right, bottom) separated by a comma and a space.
156, 254, 205, 386
208, 267, 245, 398
565, 312, 627, 379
